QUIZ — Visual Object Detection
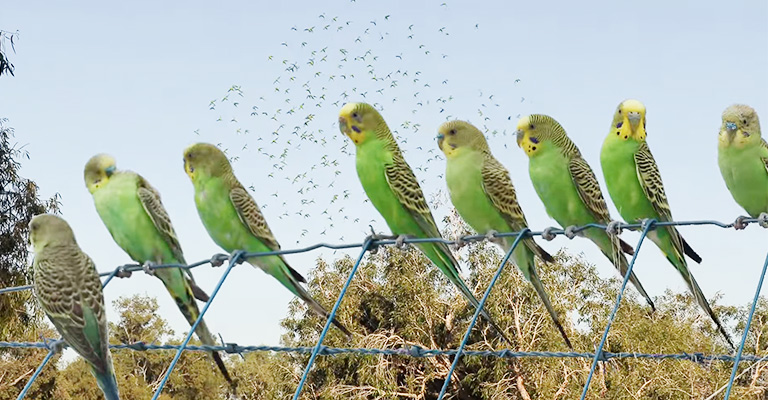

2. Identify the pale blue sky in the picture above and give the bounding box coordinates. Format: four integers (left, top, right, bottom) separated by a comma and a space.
2, 0, 767, 351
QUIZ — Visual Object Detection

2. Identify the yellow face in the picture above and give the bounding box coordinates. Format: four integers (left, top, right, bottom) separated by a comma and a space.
611, 99, 647, 142
719, 105, 760, 149
436, 121, 473, 159
338, 102, 374, 145
83, 154, 117, 194
183, 142, 227, 181
515, 116, 542, 157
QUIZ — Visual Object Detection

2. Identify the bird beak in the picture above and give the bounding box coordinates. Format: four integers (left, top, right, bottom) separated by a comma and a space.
105, 165, 116, 177
627, 112, 641, 131
515, 130, 525, 147
726, 122, 737, 133
436, 133, 445, 150
338, 116, 348, 136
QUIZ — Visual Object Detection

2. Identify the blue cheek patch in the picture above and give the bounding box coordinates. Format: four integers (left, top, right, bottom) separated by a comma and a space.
352, 126, 361, 133
616, 122, 623, 128
530, 137, 539, 144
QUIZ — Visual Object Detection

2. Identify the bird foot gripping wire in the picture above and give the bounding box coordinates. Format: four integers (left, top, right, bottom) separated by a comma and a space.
42, 337, 66, 354
209, 253, 230, 267
564, 225, 579, 239
395, 234, 410, 248
759, 213, 768, 229
733, 215, 750, 230
605, 220, 624, 236
116, 265, 133, 278
541, 227, 558, 241
142, 261, 157, 276
453, 235, 467, 250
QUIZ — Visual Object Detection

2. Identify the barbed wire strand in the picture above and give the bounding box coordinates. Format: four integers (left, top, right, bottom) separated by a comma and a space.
2, 217, 766, 399
436, 228, 527, 399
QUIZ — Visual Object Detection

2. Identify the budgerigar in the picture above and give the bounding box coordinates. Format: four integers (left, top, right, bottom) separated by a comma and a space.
30, 214, 120, 400
516, 114, 656, 311
182, 143, 352, 338
718, 104, 767, 226
601, 99, 734, 348
438, 120, 572, 349
84, 155, 233, 384
339, 102, 512, 345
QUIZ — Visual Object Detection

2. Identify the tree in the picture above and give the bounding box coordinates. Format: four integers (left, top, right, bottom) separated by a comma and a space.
0, 118, 61, 399
0, 30, 17, 78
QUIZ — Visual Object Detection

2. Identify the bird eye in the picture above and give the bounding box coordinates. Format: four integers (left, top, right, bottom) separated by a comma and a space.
529, 124, 535, 130
618, 109, 622, 114
743, 119, 748, 125
352, 112, 358, 119
449, 129, 456, 135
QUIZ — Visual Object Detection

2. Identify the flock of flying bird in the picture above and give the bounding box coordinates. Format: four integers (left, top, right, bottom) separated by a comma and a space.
23, 99, 762, 399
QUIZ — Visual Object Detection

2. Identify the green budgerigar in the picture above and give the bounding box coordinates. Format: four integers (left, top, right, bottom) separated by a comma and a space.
339, 102, 512, 345
601, 99, 734, 348
182, 143, 352, 338
30, 214, 120, 400
515, 114, 656, 311
718, 104, 767, 225
438, 120, 572, 349
84, 155, 233, 384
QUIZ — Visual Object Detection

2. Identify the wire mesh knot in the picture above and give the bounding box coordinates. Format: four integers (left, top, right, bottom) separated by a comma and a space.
541, 227, 558, 241
116, 265, 133, 278
606, 220, 624, 236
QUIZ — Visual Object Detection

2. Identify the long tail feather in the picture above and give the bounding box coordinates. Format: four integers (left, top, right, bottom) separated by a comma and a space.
296, 284, 354, 338
93, 366, 120, 400
680, 265, 734, 349
528, 267, 573, 349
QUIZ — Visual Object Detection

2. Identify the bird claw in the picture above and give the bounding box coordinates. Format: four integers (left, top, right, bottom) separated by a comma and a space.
564, 225, 579, 239
485, 230, 499, 241
209, 254, 228, 267
759, 213, 768, 229
541, 227, 557, 241
142, 261, 156, 276
453, 235, 467, 250
395, 234, 408, 248
733, 216, 749, 230
606, 220, 623, 236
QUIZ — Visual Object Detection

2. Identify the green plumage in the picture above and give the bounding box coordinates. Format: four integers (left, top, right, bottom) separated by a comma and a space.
340, 103, 512, 345
439, 120, 572, 349
516, 114, 656, 311
718, 104, 767, 218
83, 155, 233, 384
601, 99, 733, 349
183, 143, 352, 338
30, 214, 120, 400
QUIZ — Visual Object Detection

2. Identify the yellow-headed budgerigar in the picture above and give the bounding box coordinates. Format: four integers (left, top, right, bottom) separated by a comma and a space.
718, 104, 767, 227
600, 99, 733, 348
182, 143, 352, 338
84, 155, 233, 384
30, 214, 120, 400
338, 102, 512, 345
515, 114, 656, 311
437, 120, 572, 349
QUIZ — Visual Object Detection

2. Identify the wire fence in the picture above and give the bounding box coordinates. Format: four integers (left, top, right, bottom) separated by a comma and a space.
1, 217, 767, 400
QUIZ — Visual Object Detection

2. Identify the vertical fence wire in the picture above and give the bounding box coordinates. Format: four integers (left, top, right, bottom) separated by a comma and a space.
723, 250, 768, 399
579, 220, 655, 400
292, 237, 374, 400
151, 251, 244, 400
436, 229, 528, 400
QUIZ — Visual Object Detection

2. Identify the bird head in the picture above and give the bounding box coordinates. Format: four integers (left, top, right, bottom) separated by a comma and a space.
84, 153, 117, 194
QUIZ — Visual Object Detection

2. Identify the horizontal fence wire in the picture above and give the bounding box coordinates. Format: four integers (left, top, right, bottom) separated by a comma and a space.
1, 217, 767, 399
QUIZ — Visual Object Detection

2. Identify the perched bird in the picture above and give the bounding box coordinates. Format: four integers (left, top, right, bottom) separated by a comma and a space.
83, 155, 233, 385
30, 214, 120, 400
600, 99, 733, 348
339, 102, 512, 345
515, 114, 656, 311
718, 104, 767, 225
182, 143, 352, 338
437, 120, 572, 349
